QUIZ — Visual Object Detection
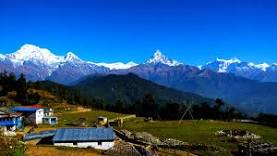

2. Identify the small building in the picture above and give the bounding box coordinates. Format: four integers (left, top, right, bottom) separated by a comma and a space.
12, 104, 58, 125
12, 105, 44, 124
52, 127, 116, 150
97, 116, 108, 127
0, 110, 23, 131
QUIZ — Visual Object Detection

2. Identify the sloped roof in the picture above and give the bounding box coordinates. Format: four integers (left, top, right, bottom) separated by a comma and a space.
24, 130, 56, 141
0, 112, 22, 118
53, 127, 116, 142
12, 107, 40, 112
12, 104, 43, 112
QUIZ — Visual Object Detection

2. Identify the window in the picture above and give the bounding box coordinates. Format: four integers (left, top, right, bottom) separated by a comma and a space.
97, 142, 102, 145
73, 142, 77, 145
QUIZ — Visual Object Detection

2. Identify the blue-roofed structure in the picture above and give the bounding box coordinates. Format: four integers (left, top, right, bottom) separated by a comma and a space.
0, 110, 23, 131
53, 127, 116, 150
24, 130, 56, 141
12, 105, 57, 125
12, 107, 40, 112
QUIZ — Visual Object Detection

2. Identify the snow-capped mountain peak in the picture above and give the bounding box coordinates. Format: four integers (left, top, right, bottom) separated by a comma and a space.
216, 58, 241, 64
254, 63, 270, 71
0, 53, 6, 60
7, 44, 63, 65
146, 49, 182, 66
64, 52, 82, 62
94, 61, 138, 70
206, 58, 241, 72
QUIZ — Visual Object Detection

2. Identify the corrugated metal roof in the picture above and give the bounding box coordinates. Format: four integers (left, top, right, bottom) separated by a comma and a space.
12, 104, 43, 112
53, 127, 116, 142
0, 112, 22, 118
24, 130, 56, 141
12, 107, 40, 112
0, 120, 17, 126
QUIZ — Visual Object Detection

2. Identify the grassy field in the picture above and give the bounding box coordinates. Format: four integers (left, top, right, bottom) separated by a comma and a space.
28, 109, 277, 156
120, 118, 277, 156
24, 90, 277, 156
55, 109, 126, 127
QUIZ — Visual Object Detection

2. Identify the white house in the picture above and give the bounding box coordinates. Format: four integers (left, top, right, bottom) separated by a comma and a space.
52, 127, 116, 150
35, 108, 44, 124
12, 104, 57, 125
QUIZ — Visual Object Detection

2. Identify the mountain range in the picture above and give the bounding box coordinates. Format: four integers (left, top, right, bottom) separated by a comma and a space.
1, 44, 276, 83
1, 44, 277, 113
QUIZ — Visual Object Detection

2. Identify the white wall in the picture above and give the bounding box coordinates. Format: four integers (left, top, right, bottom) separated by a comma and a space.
35, 109, 44, 124
54, 141, 114, 150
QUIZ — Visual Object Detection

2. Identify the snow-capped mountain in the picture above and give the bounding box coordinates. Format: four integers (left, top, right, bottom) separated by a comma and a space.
0, 44, 101, 82
94, 61, 138, 70
146, 50, 182, 66
200, 58, 274, 73
200, 58, 277, 82
64, 52, 82, 62
1, 44, 277, 84
6, 44, 64, 66
0, 44, 141, 83
199, 58, 241, 73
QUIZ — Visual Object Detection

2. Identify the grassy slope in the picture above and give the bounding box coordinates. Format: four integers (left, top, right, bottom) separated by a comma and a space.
29, 89, 277, 156
25, 89, 126, 155
56, 110, 126, 127
121, 118, 277, 156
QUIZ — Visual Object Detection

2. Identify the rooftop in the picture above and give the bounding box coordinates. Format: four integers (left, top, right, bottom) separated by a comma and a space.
0, 111, 22, 118
53, 127, 116, 142
24, 130, 56, 141
12, 104, 43, 112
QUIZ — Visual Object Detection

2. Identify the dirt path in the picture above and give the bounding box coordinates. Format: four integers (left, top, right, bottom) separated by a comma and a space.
26, 145, 101, 156
71, 107, 92, 113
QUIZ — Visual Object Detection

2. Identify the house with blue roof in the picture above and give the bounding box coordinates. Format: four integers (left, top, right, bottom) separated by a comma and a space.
52, 127, 116, 150
0, 110, 23, 132
12, 105, 44, 124
12, 104, 57, 125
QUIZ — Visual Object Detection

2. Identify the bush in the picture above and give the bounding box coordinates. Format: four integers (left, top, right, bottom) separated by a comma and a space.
0, 129, 25, 156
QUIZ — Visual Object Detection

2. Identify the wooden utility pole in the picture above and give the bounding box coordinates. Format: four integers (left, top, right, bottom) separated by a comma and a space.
179, 101, 194, 125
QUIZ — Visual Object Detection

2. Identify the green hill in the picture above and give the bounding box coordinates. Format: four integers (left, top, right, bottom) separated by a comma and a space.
74, 73, 213, 105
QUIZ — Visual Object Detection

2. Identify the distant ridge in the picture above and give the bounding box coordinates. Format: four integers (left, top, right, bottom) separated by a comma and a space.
38, 73, 213, 106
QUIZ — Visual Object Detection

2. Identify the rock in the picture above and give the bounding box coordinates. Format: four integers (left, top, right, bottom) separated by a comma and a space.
237, 141, 277, 156
119, 129, 134, 139
119, 129, 163, 145
215, 129, 261, 140
133, 132, 162, 145
162, 138, 188, 146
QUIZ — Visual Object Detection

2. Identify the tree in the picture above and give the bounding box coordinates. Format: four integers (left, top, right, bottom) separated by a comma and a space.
27, 92, 41, 105
160, 102, 181, 120
215, 98, 225, 119
114, 100, 124, 113
15, 74, 28, 105
140, 94, 158, 118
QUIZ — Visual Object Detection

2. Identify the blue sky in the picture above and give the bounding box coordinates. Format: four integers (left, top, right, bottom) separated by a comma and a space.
0, 0, 276, 65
